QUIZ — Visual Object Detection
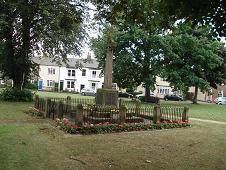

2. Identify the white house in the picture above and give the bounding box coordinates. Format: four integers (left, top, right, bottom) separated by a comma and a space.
33, 56, 104, 92
136, 76, 181, 98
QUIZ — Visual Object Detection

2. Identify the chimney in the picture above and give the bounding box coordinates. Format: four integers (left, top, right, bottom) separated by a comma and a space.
87, 52, 91, 61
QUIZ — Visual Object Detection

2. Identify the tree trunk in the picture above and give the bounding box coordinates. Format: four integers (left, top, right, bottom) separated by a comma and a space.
145, 85, 150, 98
193, 86, 198, 104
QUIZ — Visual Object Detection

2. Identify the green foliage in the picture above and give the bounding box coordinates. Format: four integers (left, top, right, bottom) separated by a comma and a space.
159, 0, 225, 37
0, 1, 86, 89
91, 25, 162, 95
25, 82, 37, 90
160, 23, 226, 103
0, 88, 33, 102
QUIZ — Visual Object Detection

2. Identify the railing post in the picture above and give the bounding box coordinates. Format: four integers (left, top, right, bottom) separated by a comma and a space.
75, 104, 84, 126
119, 98, 122, 107
118, 105, 127, 124
34, 95, 39, 109
182, 107, 189, 122
66, 96, 72, 113
45, 98, 51, 118
56, 101, 63, 119
135, 101, 141, 116
153, 104, 161, 124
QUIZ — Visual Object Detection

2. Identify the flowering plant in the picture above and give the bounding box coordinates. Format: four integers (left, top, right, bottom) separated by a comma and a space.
56, 118, 191, 135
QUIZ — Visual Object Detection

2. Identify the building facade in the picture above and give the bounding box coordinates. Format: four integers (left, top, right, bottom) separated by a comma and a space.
33, 57, 104, 92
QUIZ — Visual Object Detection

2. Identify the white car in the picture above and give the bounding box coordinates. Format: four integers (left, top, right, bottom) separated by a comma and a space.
80, 88, 95, 96
215, 97, 226, 105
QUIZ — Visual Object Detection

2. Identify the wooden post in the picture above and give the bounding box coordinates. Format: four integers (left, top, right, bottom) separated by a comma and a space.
66, 96, 72, 113
45, 98, 51, 118
75, 104, 84, 126
182, 107, 189, 122
119, 105, 127, 124
119, 98, 122, 107
153, 105, 161, 124
135, 101, 141, 116
34, 95, 39, 109
57, 101, 63, 119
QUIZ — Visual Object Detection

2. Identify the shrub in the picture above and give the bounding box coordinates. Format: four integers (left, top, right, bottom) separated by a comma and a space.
0, 88, 33, 102
25, 82, 37, 90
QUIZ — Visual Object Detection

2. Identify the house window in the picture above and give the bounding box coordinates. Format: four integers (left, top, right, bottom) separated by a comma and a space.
47, 80, 54, 87
68, 69, 75, 77
112, 83, 117, 89
67, 81, 75, 89
92, 71, 97, 78
82, 69, 86, 76
91, 83, 96, 90
158, 86, 170, 94
72, 70, 75, 76
68, 70, 71, 76
48, 68, 55, 75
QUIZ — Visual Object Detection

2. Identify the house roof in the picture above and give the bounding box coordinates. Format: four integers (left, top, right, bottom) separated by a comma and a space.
32, 57, 100, 69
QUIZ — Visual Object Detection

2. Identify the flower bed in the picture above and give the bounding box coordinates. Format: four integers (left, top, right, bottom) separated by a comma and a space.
56, 118, 191, 135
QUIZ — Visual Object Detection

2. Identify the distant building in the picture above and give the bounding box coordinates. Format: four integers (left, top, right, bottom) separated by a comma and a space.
136, 76, 181, 98
33, 55, 104, 92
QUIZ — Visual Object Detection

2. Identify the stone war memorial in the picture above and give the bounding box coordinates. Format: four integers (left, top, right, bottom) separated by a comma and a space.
95, 36, 118, 107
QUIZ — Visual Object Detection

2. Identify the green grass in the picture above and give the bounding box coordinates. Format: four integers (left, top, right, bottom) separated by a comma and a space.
0, 111, 226, 169
0, 102, 33, 120
36, 91, 226, 122
36, 91, 95, 99
159, 100, 226, 122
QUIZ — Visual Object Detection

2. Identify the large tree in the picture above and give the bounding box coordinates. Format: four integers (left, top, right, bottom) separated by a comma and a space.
91, 26, 161, 95
0, 0, 86, 89
159, 0, 226, 37
160, 24, 226, 104
91, 1, 167, 97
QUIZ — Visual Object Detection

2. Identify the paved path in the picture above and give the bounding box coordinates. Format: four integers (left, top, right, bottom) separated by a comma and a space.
190, 118, 226, 125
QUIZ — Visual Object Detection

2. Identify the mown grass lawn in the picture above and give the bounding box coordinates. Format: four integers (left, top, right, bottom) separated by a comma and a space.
160, 100, 226, 122
0, 101, 226, 170
36, 91, 226, 122
37, 91, 95, 99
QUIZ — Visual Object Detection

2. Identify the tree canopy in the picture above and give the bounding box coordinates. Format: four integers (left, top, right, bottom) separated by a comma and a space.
159, 0, 226, 37
0, 0, 86, 88
160, 23, 226, 103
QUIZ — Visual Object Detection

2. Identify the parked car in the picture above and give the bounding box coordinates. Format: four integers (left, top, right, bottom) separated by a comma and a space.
118, 92, 134, 98
164, 94, 183, 101
214, 97, 226, 105
80, 88, 95, 96
136, 92, 156, 98
135, 93, 159, 103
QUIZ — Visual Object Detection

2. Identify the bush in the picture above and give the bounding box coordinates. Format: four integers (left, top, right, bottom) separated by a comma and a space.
0, 88, 33, 101
25, 82, 37, 90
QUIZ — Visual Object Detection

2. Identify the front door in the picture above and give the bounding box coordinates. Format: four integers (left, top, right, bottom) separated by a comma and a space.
60, 81, 64, 91
38, 79, 43, 91
80, 84, 85, 92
